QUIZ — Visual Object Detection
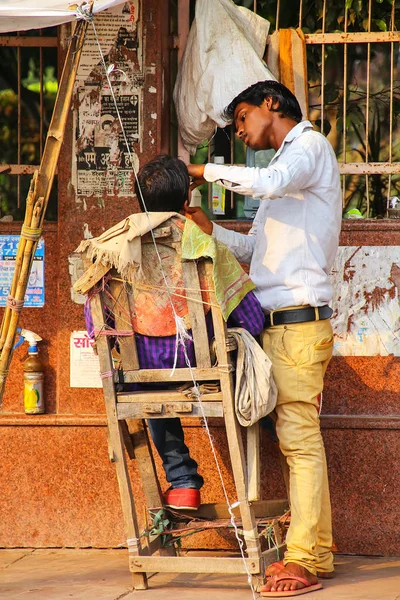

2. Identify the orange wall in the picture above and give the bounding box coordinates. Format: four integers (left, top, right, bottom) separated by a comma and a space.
0, 2, 399, 555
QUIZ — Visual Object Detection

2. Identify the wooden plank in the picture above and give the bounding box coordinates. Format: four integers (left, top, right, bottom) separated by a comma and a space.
260, 545, 287, 573
108, 278, 139, 370
339, 162, 400, 175
117, 390, 222, 403
247, 424, 260, 502
304, 31, 400, 44
120, 420, 135, 460
122, 367, 220, 383
90, 292, 148, 590
129, 555, 261, 575
204, 261, 261, 562
73, 261, 111, 295
182, 261, 212, 368
117, 402, 223, 420
191, 499, 289, 520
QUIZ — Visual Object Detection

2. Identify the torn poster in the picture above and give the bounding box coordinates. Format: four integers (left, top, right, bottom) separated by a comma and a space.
73, 1, 142, 198
330, 246, 400, 356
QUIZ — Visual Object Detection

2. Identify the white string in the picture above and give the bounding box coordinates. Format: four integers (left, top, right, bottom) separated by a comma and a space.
82, 13, 257, 598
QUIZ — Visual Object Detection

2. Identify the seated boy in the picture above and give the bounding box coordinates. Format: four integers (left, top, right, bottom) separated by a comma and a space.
85, 154, 265, 510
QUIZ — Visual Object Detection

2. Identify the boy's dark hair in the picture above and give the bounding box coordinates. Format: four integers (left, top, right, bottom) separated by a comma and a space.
134, 154, 190, 213
223, 80, 302, 124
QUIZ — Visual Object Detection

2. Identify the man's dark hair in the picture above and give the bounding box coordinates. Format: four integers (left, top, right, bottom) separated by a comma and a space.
223, 80, 302, 124
134, 154, 190, 213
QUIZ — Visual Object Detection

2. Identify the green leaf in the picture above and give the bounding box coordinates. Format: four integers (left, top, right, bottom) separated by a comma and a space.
374, 19, 387, 31
345, 0, 353, 9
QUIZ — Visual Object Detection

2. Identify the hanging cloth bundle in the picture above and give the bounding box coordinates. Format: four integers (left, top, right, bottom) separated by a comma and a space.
174, 0, 275, 154
223, 328, 277, 427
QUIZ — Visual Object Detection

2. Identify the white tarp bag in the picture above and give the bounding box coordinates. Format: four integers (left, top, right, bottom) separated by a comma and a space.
0, 1, 125, 33
174, 0, 275, 155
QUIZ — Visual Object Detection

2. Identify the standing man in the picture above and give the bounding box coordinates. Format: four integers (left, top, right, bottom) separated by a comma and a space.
186, 81, 342, 597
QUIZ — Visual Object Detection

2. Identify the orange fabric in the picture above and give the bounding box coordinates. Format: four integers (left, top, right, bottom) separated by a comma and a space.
131, 219, 211, 337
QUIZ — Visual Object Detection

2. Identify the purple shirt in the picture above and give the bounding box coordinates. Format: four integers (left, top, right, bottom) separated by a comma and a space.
84, 291, 265, 369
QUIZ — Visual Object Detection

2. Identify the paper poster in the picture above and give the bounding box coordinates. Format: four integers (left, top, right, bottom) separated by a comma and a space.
331, 246, 400, 356
75, 89, 140, 196
75, 1, 142, 86
70, 330, 102, 388
0, 236, 45, 307
73, 1, 142, 197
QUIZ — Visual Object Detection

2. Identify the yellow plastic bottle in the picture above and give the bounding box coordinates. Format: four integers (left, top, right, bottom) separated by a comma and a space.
23, 342, 44, 415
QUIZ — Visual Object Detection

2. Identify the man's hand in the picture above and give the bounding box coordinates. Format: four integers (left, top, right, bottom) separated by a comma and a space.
188, 163, 206, 188
183, 201, 213, 235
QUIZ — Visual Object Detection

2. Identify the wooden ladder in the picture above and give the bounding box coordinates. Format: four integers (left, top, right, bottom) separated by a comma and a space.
87, 223, 288, 591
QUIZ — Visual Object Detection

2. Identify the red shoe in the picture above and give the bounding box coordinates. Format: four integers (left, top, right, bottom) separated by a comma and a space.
163, 487, 200, 510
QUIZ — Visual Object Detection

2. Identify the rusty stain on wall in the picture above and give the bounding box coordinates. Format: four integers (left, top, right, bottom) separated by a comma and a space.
331, 246, 400, 356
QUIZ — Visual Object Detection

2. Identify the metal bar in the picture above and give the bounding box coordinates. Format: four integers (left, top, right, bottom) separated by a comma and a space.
0, 165, 41, 175
40, 47, 44, 158
342, 3, 349, 208
304, 31, 400, 44
17, 45, 21, 209
339, 163, 400, 175
230, 125, 235, 209
387, 1, 395, 214
299, 0, 303, 28
365, 0, 372, 216
276, 0, 280, 31
208, 130, 212, 211
320, 0, 326, 135
177, 0, 190, 164
0, 36, 58, 47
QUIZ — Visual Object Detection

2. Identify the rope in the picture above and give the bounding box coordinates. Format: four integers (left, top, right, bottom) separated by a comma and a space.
87, 20, 257, 598
75, 3, 93, 22
100, 370, 114, 380
113, 276, 216, 295
6, 296, 24, 313
21, 226, 42, 242
94, 329, 132, 337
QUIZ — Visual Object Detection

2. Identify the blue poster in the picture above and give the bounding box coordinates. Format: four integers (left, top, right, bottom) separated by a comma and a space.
0, 236, 45, 308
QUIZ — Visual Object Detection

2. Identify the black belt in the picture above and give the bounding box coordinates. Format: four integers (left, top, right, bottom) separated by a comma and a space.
264, 305, 333, 328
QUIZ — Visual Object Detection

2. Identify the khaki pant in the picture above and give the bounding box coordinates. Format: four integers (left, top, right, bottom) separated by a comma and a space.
261, 317, 334, 575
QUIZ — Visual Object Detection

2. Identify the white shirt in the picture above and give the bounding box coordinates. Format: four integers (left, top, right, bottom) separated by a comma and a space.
204, 121, 342, 312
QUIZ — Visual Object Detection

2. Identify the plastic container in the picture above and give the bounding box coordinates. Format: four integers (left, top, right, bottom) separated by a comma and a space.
212, 156, 226, 216
23, 345, 45, 414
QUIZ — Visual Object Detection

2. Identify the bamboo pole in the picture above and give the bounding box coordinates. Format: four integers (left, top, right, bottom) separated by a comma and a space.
0, 16, 90, 403
0, 171, 37, 348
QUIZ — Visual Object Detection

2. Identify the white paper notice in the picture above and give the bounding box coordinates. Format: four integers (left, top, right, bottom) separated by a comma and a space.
70, 330, 102, 388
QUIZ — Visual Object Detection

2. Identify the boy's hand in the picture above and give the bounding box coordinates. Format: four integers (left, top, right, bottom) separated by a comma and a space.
183, 202, 213, 235
188, 163, 206, 188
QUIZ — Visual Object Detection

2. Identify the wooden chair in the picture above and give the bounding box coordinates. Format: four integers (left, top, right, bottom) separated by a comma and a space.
83, 220, 288, 591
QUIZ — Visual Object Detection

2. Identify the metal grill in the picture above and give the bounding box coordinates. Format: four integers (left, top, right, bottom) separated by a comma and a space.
182, 0, 399, 219
0, 29, 58, 220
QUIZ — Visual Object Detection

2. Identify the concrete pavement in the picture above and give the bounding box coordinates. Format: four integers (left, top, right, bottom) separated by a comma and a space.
0, 549, 399, 599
